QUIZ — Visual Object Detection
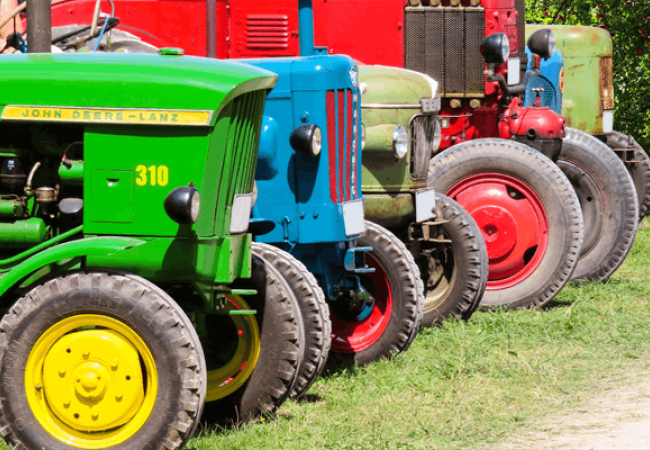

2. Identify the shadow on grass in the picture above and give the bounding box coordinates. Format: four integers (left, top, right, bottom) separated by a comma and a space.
297, 393, 325, 404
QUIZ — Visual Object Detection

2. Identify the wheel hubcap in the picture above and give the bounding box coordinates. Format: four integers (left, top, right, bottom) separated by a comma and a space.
330, 254, 393, 353
25, 315, 157, 449
447, 174, 549, 290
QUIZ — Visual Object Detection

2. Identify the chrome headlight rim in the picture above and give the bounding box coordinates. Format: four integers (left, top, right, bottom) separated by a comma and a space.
392, 125, 408, 160
290, 123, 323, 157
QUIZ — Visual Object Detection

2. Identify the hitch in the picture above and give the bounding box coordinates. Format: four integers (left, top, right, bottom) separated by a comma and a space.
344, 246, 375, 273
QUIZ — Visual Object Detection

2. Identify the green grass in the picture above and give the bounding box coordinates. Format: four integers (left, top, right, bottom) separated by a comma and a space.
4, 223, 650, 450
188, 221, 650, 450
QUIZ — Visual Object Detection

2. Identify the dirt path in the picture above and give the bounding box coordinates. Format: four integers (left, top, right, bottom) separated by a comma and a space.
495, 371, 650, 449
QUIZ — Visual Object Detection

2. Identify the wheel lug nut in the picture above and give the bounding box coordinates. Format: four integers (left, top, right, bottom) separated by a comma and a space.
111, 359, 119, 370
35, 385, 43, 391
91, 407, 98, 420
59, 368, 66, 377
82, 348, 90, 359
115, 390, 123, 401
64, 398, 71, 408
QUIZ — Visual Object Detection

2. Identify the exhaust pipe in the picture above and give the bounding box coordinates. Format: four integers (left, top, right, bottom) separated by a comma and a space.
27, 0, 52, 53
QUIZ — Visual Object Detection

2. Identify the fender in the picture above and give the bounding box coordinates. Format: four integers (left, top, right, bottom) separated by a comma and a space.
0, 236, 146, 297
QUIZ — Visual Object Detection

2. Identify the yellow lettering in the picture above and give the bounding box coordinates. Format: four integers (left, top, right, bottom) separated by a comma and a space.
148, 165, 156, 186
135, 165, 147, 186
157, 166, 169, 186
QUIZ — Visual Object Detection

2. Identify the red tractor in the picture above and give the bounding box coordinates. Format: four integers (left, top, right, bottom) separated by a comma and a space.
35, 0, 637, 309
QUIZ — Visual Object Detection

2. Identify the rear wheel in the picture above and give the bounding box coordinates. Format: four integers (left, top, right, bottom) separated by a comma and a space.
605, 130, 650, 222
560, 128, 637, 281
251, 242, 331, 399
416, 192, 488, 326
202, 254, 302, 423
428, 139, 583, 309
330, 221, 424, 364
0, 271, 206, 450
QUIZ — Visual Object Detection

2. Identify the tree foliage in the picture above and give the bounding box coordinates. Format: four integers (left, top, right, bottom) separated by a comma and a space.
525, 0, 650, 149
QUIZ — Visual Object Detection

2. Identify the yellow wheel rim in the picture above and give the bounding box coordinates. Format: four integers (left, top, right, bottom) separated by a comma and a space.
25, 315, 158, 449
205, 295, 260, 402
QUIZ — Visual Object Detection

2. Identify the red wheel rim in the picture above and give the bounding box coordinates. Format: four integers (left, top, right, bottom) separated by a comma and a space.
447, 174, 549, 290
330, 254, 393, 353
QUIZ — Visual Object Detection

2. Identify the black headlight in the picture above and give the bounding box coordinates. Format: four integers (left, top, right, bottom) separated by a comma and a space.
164, 184, 200, 224
290, 124, 322, 157
482, 33, 511, 65
528, 29, 556, 60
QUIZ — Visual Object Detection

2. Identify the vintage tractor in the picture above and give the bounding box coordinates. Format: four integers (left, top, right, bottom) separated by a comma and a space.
242, 53, 425, 371
38, 0, 488, 326
526, 24, 650, 223
0, 49, 307, 449
307, 0, 636, 292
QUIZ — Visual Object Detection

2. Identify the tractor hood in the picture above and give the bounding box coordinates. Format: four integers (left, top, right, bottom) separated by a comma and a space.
0, 53, 277, 124
358, 65, 439, 105
243, 54, 358, 96
526, 25, 613, 58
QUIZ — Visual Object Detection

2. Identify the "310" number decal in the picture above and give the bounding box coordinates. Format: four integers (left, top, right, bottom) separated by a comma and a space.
136, 165, 169, 186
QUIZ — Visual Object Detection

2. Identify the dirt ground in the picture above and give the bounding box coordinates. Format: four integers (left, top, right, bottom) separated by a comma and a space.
494, 371, 650, 449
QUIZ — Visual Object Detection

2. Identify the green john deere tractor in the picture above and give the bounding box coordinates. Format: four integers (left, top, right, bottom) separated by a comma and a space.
0, 51, 301, 450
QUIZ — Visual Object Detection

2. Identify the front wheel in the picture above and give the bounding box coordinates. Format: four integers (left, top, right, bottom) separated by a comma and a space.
201, 253, 303, 423
330, 221, 424, 365
251, 242, 331, 399
416, 192, 488, 326
428, 139, 583, 309
559, 128, 637, 281
0, 271, 206, 450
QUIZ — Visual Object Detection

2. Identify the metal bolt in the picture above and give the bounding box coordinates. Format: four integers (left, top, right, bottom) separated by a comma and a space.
300, 212, 305, 219
64, 398, 71, 408
59, 368, 66, 377
35, 385, 43, 391
313, 211, 319, 218
115, 390, 123, 401
91, 408, 98, 420
82, 348, 90, 358
111, 359, 119, 371
77, 375, 81, 382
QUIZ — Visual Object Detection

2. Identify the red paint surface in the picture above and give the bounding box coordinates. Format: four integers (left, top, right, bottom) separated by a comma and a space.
447, 173, 549, 290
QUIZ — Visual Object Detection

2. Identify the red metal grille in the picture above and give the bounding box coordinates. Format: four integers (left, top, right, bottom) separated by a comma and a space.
326, 89, 358, 204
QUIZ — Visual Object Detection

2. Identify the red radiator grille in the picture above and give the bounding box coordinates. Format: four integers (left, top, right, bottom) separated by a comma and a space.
326, 89, 359, 204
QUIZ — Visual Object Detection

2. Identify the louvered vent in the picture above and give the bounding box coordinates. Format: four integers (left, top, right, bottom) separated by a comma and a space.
245, 14, 290, 50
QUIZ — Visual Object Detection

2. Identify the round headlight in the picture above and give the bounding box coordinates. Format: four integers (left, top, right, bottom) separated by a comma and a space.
290, 123, 322, 157
393, 126, 408, 159
482, 33, 510, 65
164, 184, 200, 225
527, 28, 556, 60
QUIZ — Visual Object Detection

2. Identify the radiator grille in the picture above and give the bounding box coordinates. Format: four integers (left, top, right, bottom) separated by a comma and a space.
223, 90, 267, 204
405, 7, 485, 98
326, 89, 361, 204
245, 14, 290, 50
410, 115, 438, 180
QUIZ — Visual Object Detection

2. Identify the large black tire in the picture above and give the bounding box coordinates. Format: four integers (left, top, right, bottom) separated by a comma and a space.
416, 192, 488, 326
428, 139, 583, 309
559, 128, 637, 281
0, 271, 206, 450
202, 253, 302, 423
251, 242, 331, 399
330, 221, 424, 364
605, 130, 650, 222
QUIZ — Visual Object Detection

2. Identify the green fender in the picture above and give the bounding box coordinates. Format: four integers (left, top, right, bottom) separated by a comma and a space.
0, 236, 146, 297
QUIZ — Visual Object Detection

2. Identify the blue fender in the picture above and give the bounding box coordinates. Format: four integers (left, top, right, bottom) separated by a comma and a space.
524, 47, 564, 115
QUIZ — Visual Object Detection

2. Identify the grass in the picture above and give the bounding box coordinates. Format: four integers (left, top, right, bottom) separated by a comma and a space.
188, 220, 650, 450
4, 223, 650, 449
